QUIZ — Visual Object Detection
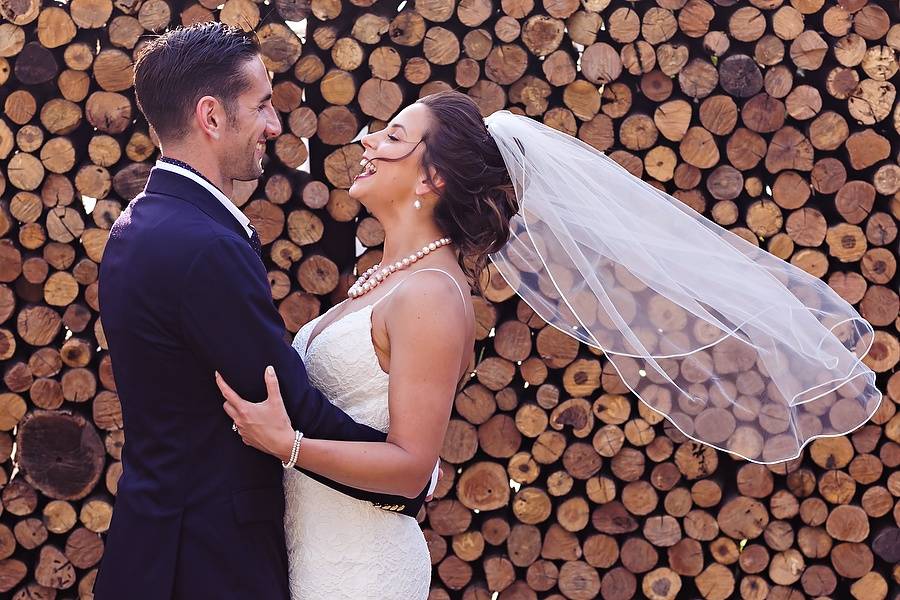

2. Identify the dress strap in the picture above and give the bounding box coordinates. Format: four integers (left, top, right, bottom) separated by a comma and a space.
372, 268, 469, 311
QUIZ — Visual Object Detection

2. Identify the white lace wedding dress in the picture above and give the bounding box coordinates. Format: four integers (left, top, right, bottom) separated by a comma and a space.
283, 268, 466, 599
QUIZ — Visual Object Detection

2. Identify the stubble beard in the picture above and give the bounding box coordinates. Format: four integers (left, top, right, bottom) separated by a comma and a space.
227, 140, 265, 182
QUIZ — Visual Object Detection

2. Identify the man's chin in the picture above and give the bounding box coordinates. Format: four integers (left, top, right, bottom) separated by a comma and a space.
232, 165, 264, 182
233, 173, 262, 182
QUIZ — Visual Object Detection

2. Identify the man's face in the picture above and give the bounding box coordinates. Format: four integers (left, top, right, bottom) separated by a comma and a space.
220, 55, 282, 182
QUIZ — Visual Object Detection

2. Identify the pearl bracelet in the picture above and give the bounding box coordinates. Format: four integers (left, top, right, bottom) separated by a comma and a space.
281, 430, 303, 469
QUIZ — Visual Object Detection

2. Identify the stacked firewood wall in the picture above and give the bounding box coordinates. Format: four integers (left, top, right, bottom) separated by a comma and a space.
0, 0, 898, 597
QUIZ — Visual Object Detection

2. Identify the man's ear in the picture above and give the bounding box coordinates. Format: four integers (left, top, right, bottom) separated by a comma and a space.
196, 96, 223, 140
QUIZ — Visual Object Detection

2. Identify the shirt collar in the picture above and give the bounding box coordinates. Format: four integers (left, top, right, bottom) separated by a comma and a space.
154, 159, 253, 238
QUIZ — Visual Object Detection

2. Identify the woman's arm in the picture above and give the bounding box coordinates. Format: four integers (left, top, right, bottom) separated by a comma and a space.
220, 271, 471, 498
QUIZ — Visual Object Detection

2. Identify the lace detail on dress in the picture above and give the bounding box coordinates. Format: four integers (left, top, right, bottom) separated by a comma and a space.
283, 304, 431, 600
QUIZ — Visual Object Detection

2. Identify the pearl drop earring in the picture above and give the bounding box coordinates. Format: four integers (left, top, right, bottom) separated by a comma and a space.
414, 197, 422, 210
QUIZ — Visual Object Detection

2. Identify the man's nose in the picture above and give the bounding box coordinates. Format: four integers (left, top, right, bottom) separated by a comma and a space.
266, 107, 282, 138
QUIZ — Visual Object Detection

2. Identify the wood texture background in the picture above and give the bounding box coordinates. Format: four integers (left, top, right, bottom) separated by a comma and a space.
0, 0, 899, 598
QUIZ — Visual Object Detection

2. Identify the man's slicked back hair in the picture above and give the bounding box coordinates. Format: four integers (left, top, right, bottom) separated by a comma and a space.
133, 22, 260, 142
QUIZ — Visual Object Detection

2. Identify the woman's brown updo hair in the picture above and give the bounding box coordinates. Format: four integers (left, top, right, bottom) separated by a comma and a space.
415, 91, 519, 292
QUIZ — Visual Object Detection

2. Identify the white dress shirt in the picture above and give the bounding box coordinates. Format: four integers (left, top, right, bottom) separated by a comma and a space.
155, 159, 441, 498
155, 159, 254, 238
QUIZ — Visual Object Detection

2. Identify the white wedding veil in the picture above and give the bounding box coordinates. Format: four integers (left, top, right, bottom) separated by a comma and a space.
484, 110, 882, 464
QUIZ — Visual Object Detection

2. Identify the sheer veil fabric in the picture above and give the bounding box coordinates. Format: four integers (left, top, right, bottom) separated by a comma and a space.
484, 110, 882, 464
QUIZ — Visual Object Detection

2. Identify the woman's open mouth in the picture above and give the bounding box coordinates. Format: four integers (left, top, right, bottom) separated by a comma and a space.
355, 158, 377, 181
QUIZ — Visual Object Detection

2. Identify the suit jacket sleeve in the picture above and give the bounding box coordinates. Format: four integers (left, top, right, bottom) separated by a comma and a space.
178, 234, 428, 510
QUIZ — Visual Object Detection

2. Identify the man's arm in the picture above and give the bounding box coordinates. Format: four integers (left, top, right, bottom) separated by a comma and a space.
179, 235, 430, 512
179, 235, 379, 442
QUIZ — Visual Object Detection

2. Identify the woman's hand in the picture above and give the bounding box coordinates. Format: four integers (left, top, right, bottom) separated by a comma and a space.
217, 366, 296, 462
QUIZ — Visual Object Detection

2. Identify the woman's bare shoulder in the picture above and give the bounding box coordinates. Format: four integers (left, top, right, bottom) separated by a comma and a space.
376, 263, 473, 346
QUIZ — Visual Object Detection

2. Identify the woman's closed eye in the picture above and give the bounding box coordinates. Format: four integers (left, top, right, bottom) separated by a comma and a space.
387, 134, 400, 141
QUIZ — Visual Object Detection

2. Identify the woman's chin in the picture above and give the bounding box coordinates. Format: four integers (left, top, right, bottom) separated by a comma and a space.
348, 179, 369, 202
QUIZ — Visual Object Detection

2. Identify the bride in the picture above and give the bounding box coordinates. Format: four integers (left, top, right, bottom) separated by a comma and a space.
219, 91, 881, 597
217, 91, 519, 599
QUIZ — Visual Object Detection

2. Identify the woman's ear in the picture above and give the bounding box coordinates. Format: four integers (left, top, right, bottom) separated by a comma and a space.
415, 167, 444, 198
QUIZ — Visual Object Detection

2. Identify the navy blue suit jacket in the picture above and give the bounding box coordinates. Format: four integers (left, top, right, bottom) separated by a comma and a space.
93, 167, 427, 599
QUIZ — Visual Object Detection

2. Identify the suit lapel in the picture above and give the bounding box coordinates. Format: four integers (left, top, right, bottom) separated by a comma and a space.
143, 167, 248, 239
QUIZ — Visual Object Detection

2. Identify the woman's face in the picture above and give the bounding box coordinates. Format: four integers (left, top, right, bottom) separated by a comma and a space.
350, 102, 433, 210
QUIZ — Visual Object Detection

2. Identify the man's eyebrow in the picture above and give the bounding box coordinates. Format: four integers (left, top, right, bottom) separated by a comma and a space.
258, 92, 272, 103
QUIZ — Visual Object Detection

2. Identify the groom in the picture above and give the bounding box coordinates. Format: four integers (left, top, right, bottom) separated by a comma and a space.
95, 23, 433, 599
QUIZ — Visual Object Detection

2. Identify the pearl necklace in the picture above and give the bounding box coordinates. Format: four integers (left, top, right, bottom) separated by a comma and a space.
348, 237, 452, 299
